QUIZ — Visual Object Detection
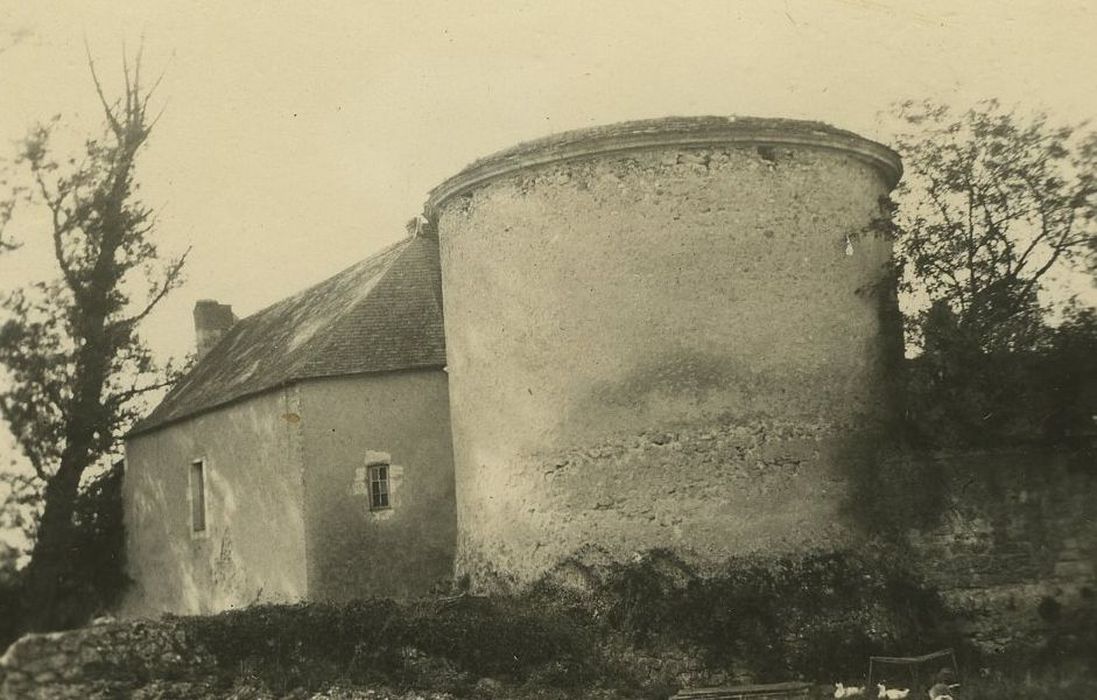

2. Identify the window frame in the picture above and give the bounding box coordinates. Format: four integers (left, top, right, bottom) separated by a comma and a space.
368, 463, 390, 511
189, 458, 209, 538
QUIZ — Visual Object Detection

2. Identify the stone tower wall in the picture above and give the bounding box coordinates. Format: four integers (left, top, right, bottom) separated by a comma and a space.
427, 117, 903, 589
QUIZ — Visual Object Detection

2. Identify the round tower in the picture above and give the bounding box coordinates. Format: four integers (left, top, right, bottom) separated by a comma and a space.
426, 116, 903, 590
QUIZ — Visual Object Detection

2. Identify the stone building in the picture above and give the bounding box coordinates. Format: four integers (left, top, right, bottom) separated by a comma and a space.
123, 115, 905, 613
123, 235, 455, 614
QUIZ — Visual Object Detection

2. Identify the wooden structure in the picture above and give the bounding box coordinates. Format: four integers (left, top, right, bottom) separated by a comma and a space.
867, 648, 958, 695
671, 681, 813, 699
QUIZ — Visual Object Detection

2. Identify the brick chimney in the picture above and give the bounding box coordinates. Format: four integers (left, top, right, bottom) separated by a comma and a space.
193, 300, 237, 358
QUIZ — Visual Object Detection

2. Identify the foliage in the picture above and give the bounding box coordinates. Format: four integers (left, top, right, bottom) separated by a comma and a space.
177, 596, 606, 696
20, 549, 1094, 697
888, 99, 1096, 354
171, 549, 953, 695
586, 547, 953, 682
902, 302, 1097, 448
877, 99, 1097, 449
59, 461, 130, 625
5, 601, 1097, 698
0, 462, 128, 652
0, 49, 187, 633
963, 667, 1097, 700
0, 549, 20, 651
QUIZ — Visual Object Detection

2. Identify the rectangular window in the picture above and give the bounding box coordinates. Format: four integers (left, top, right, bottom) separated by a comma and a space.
369, 464, 389, 510
190, 459, 207, 533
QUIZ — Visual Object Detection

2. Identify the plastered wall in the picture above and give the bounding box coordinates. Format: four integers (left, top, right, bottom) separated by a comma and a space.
436, 142, 899, 589
121, 386, 308, 616
299, 370, 456, 600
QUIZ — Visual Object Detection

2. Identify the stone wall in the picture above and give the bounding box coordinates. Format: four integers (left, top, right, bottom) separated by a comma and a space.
2, 444, 1092, 696
429, 117, 902, 590
0, 618, 457, 699
465, 417, 866, 589
902, 444, 1097, 654
0, 619, 214, 699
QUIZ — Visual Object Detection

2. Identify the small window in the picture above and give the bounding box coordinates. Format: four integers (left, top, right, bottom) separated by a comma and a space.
190, 459, 207, 533
369, 464, 390, 510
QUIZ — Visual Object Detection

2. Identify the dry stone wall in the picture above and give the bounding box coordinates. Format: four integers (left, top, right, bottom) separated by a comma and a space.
0, 618, 214, 699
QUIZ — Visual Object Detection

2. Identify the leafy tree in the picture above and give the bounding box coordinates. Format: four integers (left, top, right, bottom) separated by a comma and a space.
889, 99, 1097, 354
0, 50, 188, 632
884, 100, 1097, 446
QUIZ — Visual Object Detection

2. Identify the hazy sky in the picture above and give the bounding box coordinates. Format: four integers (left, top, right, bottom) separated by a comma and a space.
1, 1, 1095, 480
3, 0, 1096, 360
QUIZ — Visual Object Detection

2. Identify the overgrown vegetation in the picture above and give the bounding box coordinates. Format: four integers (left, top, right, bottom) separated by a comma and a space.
836, 101, 1097, 542
177, 596, 617, 697
887, 99, 1096, 356
7, 544, 1095, 697
0, 84, 1091, 697
902, 304, 1097, 448
842, 306, 1097, 534
881, 100, 1097, 449
157, 547, 954, 697
963, 664, 1097, 700
586, 547, 953, 681
0, 462, 127, 651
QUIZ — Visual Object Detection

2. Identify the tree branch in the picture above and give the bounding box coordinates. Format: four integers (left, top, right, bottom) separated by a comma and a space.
106, 378, 176, 407
31, 167, 82, 294
85, 42, 124, 138
117, 247, 190, 328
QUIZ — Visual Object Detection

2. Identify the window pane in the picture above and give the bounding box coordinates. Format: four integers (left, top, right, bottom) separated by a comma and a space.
369, 464, 390, 509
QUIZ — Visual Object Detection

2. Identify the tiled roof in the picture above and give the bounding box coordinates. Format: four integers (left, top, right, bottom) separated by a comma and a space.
130, 235, 446, 435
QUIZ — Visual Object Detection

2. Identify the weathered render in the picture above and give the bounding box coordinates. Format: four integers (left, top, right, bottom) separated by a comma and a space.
425, 117, 904, 589
124, 387, 308, 615
300, 370, 456, 601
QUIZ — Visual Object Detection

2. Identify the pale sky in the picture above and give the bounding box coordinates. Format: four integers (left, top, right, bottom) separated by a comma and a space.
1, 1, 1096, 483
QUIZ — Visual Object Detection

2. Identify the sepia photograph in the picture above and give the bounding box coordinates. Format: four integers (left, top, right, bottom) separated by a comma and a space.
0, 2, 1095, 698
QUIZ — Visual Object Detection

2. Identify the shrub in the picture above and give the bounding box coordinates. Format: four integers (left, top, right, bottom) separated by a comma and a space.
176, 595, 607, 694
587, 546, 954, 681
903, 306, 1097, 449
